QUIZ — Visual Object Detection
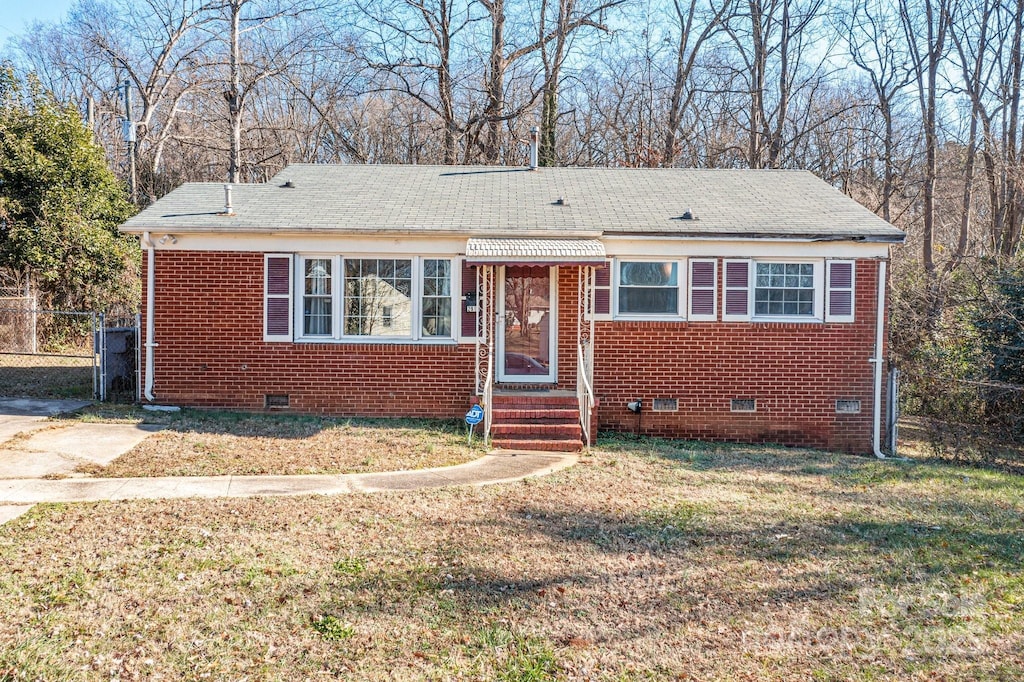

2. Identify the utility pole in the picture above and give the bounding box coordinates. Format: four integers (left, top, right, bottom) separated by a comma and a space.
121, 80, 138, 204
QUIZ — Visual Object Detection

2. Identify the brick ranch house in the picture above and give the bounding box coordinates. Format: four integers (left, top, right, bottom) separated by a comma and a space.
119, 163, 905, 454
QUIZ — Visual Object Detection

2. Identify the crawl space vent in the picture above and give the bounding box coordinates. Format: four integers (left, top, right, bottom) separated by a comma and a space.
264, 394, 290, 409
652, 398, 678, 412
835, 399, 862, 414
731, 399, 756, 412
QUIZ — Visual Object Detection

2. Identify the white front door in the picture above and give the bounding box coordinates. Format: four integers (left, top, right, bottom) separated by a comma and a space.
497, 266, 557, 383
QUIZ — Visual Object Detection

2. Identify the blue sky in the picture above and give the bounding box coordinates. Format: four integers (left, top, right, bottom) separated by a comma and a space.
0, 0, 72, 40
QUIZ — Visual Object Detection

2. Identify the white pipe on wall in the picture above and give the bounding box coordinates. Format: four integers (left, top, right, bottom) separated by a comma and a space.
871, 259, 888, 459
143, 231, 156, 402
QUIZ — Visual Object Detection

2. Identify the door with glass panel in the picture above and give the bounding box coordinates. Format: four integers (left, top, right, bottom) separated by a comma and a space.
497, 266, 556, 383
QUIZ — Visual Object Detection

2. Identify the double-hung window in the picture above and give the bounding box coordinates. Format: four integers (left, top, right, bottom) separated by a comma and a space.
722, 259, 826, 321
754, 262, 815, 317
617, 261, 681, 316
296, 255, 454, 341
303, 258, 333, 336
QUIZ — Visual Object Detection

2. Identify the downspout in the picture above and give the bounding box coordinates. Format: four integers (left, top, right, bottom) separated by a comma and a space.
143, 231, 156, 402
871, 259, 887, 459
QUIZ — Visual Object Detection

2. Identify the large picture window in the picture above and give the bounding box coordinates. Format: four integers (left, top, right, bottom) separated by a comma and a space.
617, 261, 679, 315
754, 262, 815, 316
344, 258, 413, 336
296, 256, 453, 341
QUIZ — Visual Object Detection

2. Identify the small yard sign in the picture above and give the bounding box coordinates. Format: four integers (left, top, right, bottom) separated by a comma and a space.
465, 405, 484, 425
465, 404, 484, 446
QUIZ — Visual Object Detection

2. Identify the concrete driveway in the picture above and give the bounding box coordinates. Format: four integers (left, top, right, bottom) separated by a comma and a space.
0, 398, 163, 523
0, 397, 91, 442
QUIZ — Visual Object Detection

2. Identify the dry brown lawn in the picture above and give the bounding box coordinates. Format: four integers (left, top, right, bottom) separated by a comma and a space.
2, 435, 1022, 680
63, 407, 483, 477
0, 354, 93, 399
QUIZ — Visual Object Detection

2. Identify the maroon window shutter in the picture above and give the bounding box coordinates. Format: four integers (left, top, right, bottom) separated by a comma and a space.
461, 260, 477, 337
723, 260, 750, 320
594, 261, 611, 316
689, 259, 716, 320
826, 260, 855, 322
264, 255, 292, 341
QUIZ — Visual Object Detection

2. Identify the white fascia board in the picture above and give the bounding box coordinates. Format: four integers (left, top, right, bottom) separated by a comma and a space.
137, 232, 468, 255
602, 236, 890, 259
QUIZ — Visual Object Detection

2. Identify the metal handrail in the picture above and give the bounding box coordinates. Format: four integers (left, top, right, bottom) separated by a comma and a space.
483, 360, 493, 443
577, 342, 595, 448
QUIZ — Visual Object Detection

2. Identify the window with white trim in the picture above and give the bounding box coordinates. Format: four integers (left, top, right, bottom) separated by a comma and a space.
616, 260, 681, 316
720, 259, 831, 322
344, 258, 413, 336
302, 258, 333, 336
754, 262, 815, 317
295, 256, 454, 341
421, 258, 453, 337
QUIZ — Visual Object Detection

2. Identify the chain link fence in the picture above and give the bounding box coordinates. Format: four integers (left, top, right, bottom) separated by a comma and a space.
899, 362, 1024, 471
0, 307, 139, 402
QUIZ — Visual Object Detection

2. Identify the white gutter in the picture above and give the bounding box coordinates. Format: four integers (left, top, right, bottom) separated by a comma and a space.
871, 259, 888, 459
142, 231, 157, 402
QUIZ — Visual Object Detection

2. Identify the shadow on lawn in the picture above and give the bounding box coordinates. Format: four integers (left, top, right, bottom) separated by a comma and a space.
312, 508, 1023, 664
70, 404, 471, 441
507, 506, 1023, 575
597, 431, 1024, 493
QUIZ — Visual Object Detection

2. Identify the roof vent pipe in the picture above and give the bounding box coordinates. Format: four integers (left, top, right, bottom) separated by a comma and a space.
529, 126, 539, 170
223, 183, 234, 215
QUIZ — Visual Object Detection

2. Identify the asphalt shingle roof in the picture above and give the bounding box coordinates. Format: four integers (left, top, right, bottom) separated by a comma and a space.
119, 164, 906, 242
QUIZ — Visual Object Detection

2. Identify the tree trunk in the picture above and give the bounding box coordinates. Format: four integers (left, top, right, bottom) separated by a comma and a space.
747, 0, 765, 168
437, 0, 457, 165
1001, 0, 1023, 254
483, 0, 506, 164
539, 0, 569, 167
227, 0, 242, 183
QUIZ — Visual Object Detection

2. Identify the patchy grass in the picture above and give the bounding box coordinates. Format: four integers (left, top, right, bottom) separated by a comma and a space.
0, 355, 93, 399
1, 437, 1022, 680
56, 406, 483, 477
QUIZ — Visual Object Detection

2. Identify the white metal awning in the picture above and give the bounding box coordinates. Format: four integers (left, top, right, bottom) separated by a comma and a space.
464, 238, 606, 266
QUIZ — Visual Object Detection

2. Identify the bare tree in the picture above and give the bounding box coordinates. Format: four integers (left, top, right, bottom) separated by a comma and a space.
722, 0, 829, 169
663, 0, 734, 166
207, 0, 325, 182
353, 0, 484, 165
900, 0, 949, 275
535, 0, 622, 166
840, 0, 914, 223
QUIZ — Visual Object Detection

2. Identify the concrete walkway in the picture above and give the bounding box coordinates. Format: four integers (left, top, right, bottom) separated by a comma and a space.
0, 452, 576, 505
0, 398, 577, 525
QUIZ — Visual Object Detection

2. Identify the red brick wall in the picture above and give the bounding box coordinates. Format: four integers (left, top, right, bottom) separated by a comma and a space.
589, 259, 884, 453
144, 251, 886, 453
142, 251, 476, 416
